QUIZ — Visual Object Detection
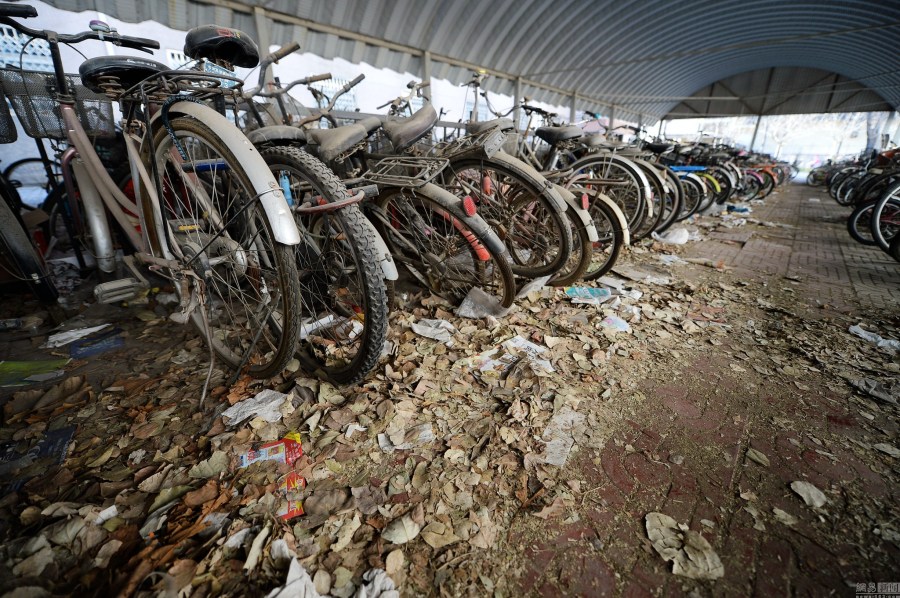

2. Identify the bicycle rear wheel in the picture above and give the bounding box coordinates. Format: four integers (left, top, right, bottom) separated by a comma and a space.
869, 180, 900, 251
582, 194, 626, 281
567, 154, 648, 237
847, 200, 878, 246
549, 204, 593, 286
260, 145, 388, 386
0, 183, 59, 306
144, 116, 300, 379
442, 155, 572, 278
373, 184, 516, 308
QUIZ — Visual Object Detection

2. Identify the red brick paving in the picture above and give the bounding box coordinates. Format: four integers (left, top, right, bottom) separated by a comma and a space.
510, 183, 899, 596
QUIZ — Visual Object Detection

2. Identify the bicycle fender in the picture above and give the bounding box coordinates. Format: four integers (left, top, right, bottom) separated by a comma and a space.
164, 101, 301, 245
685, 173, 707, 194
591, 191, 631, 246
246, 125, 307, 146
417, 182, 508, 259
488, 151, 568, 213
554, 184, 599, 243
360, 216, 399, 280
699, 172, 722, 194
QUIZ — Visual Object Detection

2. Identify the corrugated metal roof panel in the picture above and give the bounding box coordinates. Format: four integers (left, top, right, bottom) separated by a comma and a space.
37, 0, 900, 120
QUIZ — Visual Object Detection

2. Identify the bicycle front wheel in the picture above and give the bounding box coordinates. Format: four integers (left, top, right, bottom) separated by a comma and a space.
373, 184, 516, 308
869, 180, 900, 251
144, 116, 301, 379
260, 145, 388, 386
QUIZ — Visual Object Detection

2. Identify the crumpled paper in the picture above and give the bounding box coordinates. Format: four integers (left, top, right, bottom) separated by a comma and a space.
645, 512, 724, 580
221, 389, 290, 426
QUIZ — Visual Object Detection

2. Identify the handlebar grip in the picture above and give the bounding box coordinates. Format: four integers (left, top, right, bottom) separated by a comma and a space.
269, 41, 300, 63
419, 81, 431, 89
0, 4, 38, 18
116, 35, 160, 52
346, 73, 365, 89
304, 73, 331, 84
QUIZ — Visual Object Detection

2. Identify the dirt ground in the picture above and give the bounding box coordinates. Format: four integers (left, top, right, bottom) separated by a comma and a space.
0, 182, 898, 597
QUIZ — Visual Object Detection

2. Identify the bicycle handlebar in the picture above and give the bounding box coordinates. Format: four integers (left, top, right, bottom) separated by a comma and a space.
268, 41, 300, 64
0, 14, 159, 53
252, 72, 332, 98
0, 4, 37, 18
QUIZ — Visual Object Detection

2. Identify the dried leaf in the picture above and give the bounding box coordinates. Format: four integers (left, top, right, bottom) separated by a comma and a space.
382, 514, 421, 544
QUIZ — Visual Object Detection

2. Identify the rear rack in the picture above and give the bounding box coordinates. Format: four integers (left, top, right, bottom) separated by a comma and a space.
364, 156, 449, 188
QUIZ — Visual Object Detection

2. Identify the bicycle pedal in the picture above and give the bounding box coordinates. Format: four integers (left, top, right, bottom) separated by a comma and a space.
94, 278, 145, 304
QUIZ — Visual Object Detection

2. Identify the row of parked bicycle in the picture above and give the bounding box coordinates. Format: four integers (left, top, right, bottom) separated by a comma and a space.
809, 150, 900, 261
0, 6, 791, 387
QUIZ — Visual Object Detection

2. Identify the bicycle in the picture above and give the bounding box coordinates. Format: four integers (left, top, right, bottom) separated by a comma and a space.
0, 6, 304, 384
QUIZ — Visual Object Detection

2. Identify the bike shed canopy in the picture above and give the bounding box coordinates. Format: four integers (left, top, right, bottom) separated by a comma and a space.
41, 0, 900, 123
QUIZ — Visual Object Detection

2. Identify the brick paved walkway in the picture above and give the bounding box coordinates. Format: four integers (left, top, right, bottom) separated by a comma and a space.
684, 184, 900, 312
509, 183, 899, 597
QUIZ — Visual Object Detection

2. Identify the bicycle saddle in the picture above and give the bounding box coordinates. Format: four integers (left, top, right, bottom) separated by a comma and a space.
183, 25, 259, 68
535, 125, 582, 145
466, 118, 515, 135
79, 55, 169, 94
357, 116, 384, 134
645, 142, 674, 155
382, 104, 438, 151
306, 124, 367, 163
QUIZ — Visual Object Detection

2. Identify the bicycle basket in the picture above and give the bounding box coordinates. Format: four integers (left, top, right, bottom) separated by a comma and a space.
0, 69, 114, 140
0, 96, 16, 144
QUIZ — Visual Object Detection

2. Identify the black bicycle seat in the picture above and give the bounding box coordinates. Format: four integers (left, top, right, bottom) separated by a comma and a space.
645, 142, 674, 154
306, 124, 367, 163
382, 104, 437, 151
466, 118, 514, 135
183, 25, 259, 68
535, 125, 582, 145
79, 55, 168, 93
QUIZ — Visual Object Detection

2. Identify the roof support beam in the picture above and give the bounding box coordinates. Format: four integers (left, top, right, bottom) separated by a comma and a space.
191, 0, 625, 116
762, 72, 836, 115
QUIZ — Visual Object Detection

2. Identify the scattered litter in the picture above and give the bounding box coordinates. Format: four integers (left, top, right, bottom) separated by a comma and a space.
68, 328, 125, 358
222, 389, 292, 427
239, 432, 304, 468
564, 286, 612, 304
41, 324, 111, 348
790, 481, 827, 508
726, 204, 752, 214
410, 319, 456, 345
645, 512, 724, 580
601, 315, 631, 334
536, 406, 586, 466
516, 275, 552, 298
808, 197, 821, 203
848, 324, 900, 354
0, 359, 70, 387
613, 266, 671, 285
456, 287, 511, 319
651, 228, 690, 244
850, 378, 899, 405
455, 335, 554, 377
658, 254, 687, 266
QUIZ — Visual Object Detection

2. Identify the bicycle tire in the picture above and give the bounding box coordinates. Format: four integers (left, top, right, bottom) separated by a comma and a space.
549, 205, 592, 286
869, 179, 900, 251
260, 145, 388, 386
581, 194, 626, 281
676, 175, 703, 221
654, 166, 684, 234
443, 154, 573, 279
888, 232, 900, 262
565, 153, 648, 237
0, 184, 59, 305
3, 157, 61, 208
631, 160, 666, 240
142, 116, 301, 379
372, 184, 516, 308
847, 200, 878, 246
710, 166, 735, 204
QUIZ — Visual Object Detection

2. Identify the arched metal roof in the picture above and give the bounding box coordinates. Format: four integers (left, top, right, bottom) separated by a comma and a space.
42, 0, 900, 121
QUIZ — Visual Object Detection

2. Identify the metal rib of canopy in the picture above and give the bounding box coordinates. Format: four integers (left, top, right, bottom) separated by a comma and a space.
43, 0, 900, 122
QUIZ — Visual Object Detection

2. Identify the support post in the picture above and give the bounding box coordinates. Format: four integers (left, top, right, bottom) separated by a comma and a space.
422, 50, 432, 101
254, 7, 273, 86
570, 90, 577, 123
749, 114, 762, 151
514, 76, 523, 128
608, 105, 617, 135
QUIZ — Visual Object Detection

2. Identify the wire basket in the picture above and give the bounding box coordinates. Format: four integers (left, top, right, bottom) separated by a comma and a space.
364, 156, 449, 188
0, 69, 114, 140
0, 95, 16, 144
